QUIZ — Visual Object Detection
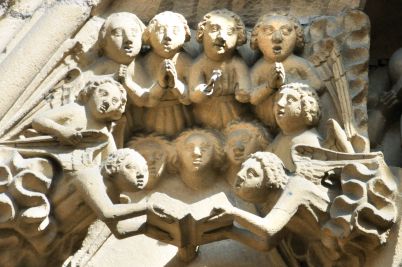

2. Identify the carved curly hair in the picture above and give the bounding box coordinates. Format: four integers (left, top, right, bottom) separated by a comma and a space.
278, 83, 321, 126
77, 77, 127, 112
126, 134, 177, 173
249, 152, 288, 190
174, 129, 225, 170
101, 148, 147, 178
196, 9, 247, 46
99, 12, 146, 53
224, 120, 272, 151
142, 11, 191, 45
250, 13, 305, 52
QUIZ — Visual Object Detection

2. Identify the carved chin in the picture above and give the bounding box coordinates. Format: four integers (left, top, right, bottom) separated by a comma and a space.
234, 187, 266, 203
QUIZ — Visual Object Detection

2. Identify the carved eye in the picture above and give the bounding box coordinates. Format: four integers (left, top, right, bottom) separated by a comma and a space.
263, 26, 274, 35
246, 168, 258, 178
287, 95, 297, 103
111, 28, 123, 37
98, 89, 108, 97
172, 26, 178, 34
125, 163, 136, 170
227, 27, 235, 36
210, 24, 219, 32
281, 26, 292, 36
112, 97, 119, 105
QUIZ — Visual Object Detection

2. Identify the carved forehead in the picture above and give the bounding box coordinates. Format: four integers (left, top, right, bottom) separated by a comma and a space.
103, 13, 144, 31
149, 11, 188, 28
258, 15, 293, 27
185, 133, 209, 144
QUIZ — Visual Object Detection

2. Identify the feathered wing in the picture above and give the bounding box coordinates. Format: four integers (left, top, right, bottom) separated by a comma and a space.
0, 41, 86, 141
291, 144, 382, 185
306, 10, 371, 153
309, 42, 369, 153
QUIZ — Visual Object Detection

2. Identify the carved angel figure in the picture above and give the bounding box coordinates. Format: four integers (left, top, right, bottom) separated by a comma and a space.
174, 129, 224, 190
126, 135, 176, 190
208, 147, 397, 267
88, 12, 145, 77
223, 121, 271, 186
189, 9, 250, 129
268, 82, 321, 171
249, 13, 322, 129
123, 11, 193, 136
31, 77, 126, 161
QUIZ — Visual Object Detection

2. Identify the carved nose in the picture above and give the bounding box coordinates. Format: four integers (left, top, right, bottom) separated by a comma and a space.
235, 175, 245, 188
234, 142, 245, 152
193, 146, 202, 156
272, 30, 283, 43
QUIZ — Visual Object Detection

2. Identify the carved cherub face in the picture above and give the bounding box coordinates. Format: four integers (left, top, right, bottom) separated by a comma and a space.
234, 157, 266, 203
202, 13, 238, 60
256, 15, 297, 62
180, 134, 214, 172
226, 129, 260, 165
88, 82, 127, 121
274, 87, 304, 132
148, 13, 187, 58
102, 14, 143, 64
134, 142, 166, 188
115, 153, 148, 190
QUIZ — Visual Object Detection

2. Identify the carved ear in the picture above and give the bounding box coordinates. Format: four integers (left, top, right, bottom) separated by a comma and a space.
195, 26, 204, 43
250, 29, 259, 51
184, 24, 191, 42
142, 28, 150, 45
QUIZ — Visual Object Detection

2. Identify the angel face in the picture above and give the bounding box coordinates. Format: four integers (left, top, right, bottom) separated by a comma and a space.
257, 15, 297, 62
149, 14, 187, 59
180, 134, 214, 172
234, 158, 267, 203
274, 87, 305, 133
88, 82, 126, 122
115, 152, 149, 190
226, 129, 259, 165
135, 142, 167, 188
203, 14, 238, 61
103, 15, 143, 64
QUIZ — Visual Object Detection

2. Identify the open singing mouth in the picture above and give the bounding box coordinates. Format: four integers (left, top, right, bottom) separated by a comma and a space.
136, 174, 145, 188
99, 102, 110, 113
277, 109, 285, 117
273, 45, 282, 54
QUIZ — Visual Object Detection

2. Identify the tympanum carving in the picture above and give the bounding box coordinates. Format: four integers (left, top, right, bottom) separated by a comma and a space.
0, 5, 398, 267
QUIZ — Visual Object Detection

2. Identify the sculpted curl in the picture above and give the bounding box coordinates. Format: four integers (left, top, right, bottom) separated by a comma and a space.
196, 9, 247, 46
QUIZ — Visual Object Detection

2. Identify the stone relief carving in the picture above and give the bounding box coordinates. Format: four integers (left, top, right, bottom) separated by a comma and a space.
0, 4, 399, 267
189, 9, 250, 129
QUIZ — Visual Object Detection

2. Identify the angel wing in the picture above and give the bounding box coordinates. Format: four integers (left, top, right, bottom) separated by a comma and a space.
310, 40, 369, 153
0, 40, 86, 141
292, 144, 382, 185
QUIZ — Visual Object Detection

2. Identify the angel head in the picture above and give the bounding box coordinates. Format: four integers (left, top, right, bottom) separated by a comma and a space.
196, 9, 247, 61
101, 148, 148, 191
224, 121, 271, 165
251, 13, 304, 62
274, 82, 321, 134
126, 135, 176, 189
175, 129, 224, 173
235, 152, 288, 203
99, 12, 146, 64
142, 11, 191, 59
78, 77, 127, 122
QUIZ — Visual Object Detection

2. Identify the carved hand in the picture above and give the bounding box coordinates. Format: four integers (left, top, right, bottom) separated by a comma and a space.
380, 90, 399, 115
157, 61, 168, 88
267, 63, 286, 89
206, 204, 233, 222
165, 60, 178, 89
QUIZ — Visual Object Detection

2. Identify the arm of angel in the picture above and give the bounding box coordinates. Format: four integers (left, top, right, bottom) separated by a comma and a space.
234, 59, 251, 103
124, 77, 164, 108
189, 61, 209, 103
72, 167, 147, 222
32, 104, 83, 145
249, 65, 275, 105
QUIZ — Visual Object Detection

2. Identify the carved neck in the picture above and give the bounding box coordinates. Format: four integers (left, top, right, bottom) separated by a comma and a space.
204, 49, 235, 62
280, 124, 309, 136
181, 168, 217, 190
